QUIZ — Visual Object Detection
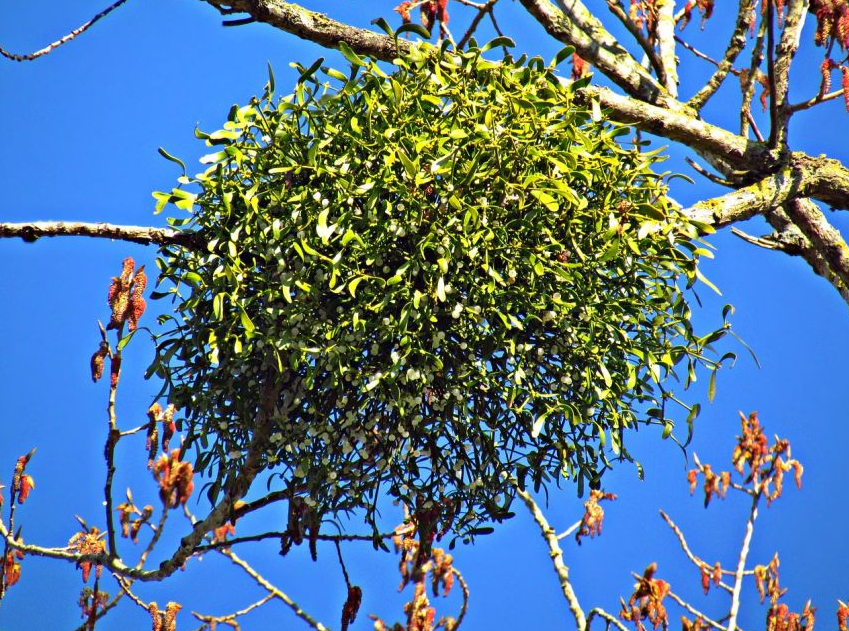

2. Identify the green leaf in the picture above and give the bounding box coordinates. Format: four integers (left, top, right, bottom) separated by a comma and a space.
296, 57, 325, 84
157, 147, 187, 177
708, 369, 717, 402
348, 276, 364, 297
550, 46, 575, 68
480, 36, 515, 52
530, 189, 558, 211
395, 23, 431, 40
338, 41, 366, 67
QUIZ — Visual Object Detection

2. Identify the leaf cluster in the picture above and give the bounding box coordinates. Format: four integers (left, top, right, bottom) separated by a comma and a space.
152, 40, 730, 541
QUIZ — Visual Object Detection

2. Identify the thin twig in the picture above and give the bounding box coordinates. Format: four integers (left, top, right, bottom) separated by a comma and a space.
557, 520, 583, 540
191, 593, 274, 626
726, 493, 761, 631
587, 607, 630, 631
740, 20, 767, 139
335, 539, 351, 588
667, 590, 729, 631
104, 344, 122, 557
730, 227, 782, 250
194, 529, 394, 553
605, 0, 667, 84
789, 88, 847, 112
686, 158, 735, 187
458, 0, 499, 49
219, 547, 331, 631
452, 567, 471, 629
0, 0, 133, 62
659, 510, 745, 592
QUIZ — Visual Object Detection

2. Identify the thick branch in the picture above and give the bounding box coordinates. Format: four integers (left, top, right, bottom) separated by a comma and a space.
202, 0, 412, 61
574, 86, 763, 172
684, 169, 805, 226
765, 205, 849, 304
0, 221, 201, 248
517, 0, 666, 104
783, 198, 849, 291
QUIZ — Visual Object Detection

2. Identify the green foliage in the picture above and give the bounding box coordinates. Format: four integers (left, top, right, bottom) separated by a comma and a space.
152, 41, 730, 542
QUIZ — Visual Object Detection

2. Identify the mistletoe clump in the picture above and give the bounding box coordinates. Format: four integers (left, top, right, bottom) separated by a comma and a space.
151, 39, 729, 542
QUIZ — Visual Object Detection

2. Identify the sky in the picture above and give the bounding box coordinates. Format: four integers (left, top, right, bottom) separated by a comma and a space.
1, 1, 849, 630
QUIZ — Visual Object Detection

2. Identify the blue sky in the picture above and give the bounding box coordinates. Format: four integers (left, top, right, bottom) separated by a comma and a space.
1, 1, 848, 630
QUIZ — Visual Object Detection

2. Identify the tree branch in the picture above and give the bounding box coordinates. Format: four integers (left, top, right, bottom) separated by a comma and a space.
0, 0, 133, 62
764, 205, 849, 304
0, 221, 201, 248
688, 0, 756, 111
517, 0, 666, 104
515, 486, 587, 630
574, 86, 761, 171
653, 0, 678, 97
769, 0, 808, 146
604, 0, 667, 86
201, 0, 412, 61
783, 198, 849, 291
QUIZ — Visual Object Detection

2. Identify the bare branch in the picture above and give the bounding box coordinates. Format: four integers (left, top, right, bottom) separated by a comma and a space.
770, 0, 809, 145
587, 607, 630, 631
659, 510, 740, 592
574, 86, 763, 175
604, 0, 667, 85
667, 590, 729, 631
191, 593, 274, 628
683, 169, 804, 227
740, 20, 766, 139
0, 221, 201, 248
452, 567, 471, 629
0, 0, 133, 62
515, 486, 586, 630
458, 0, 500, 49
220, 547, 330, 631
764, 205, 849, 304
557, 520, 584, 540
789, 87, 847, 112
726, 494, 760, 631
688, 0, 756, 110
653, 0, 678, 97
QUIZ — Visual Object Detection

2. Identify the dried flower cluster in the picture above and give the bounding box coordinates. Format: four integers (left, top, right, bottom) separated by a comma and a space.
115, 489, 154, 543
68, 527, 106, 583
278, 496, 322, 561
145, 403, 178, 469
78, 587, 109, 631
688, 412, 802, 506
371, 518, 459, 631
149, 601, 181, 631
620, 563, 670, 631
341, 585, 363, 631
11, 450, 35, 506
575, 490, 617, 544
152, 449, 194, 509
395, 0, 450, 39
106, 257, 147, 332
3, 549, 23, 589
699, 561, 722, 595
